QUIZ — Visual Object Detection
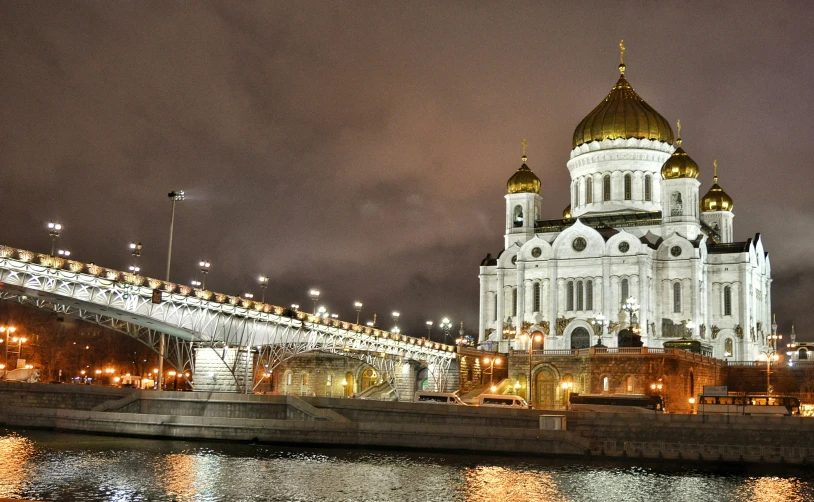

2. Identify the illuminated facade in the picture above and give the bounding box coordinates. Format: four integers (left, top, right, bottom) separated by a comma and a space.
478, 48, 772, 361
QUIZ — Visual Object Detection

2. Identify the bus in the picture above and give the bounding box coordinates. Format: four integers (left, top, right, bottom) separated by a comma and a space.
697, 395, 800, 416
569, 393, 665, 413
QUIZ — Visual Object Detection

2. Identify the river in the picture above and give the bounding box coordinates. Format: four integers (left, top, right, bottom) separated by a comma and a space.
0, 428, 812, 501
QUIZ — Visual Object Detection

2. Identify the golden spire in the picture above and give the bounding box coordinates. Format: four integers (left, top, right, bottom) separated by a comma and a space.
713, 159, 718, 183
619, 39, 626, 74
676, 119, 682, 146
521, 138, 528, 160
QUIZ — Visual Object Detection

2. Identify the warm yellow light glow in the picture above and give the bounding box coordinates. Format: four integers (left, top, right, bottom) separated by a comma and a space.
689, 397, 696, 404
495, 358, 502, 365
534, 334, 543, 343
114, 377, 120, 382
341, 379, 348, 386
483, 357, 490, 364
80, 370, 86, 375
168, 370, 177, 377
491, 385, 497, 393
514, 381, 521, 390
95, 370, 101, 375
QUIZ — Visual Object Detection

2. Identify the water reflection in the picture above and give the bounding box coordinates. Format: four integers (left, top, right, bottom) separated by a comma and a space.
1, 429, 814, 502
0, 432, 36, 497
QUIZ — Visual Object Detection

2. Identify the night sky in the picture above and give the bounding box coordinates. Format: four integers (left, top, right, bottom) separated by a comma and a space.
1, 2, 812, 340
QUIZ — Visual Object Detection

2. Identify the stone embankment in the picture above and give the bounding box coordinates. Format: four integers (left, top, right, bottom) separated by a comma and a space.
2, 382, 814, 464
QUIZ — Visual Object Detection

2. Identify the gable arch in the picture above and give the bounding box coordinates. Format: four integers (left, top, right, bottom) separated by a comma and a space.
605, 230, 644, 257
655, 233, 695, 261
518, 236, 553, 261
551, 220, 605, 260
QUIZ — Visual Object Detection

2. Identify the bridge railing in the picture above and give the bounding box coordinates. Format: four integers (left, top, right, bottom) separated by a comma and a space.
509, 346, 727, 365
0, 245, 456, 354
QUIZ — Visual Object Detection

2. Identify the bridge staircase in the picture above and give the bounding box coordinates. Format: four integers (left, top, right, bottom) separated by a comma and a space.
357, 381, 395, 401
460, 378, 522, 404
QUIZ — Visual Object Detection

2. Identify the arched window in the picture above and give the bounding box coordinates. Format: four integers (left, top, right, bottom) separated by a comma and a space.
533, 283, 541, 312
575, 180, 580, 206
326, 374, 333, 387
673, 282, 682, 313
724, 286, 732, 316
513, 205, 523, 227
494, 296, 498, 321
624, 174, 632, 200
302, 372, 309, 386
567, 281, 574, 311
586, 280, 594, 311
621, 278, 629, 302
511, 288, 518, 316
724, 338, 733, 357
603, 175, 611, 201
644, 175, 652, 201
603, 376, 610, 393
577, 281, 584, 311
285, 371, 293, 386
586, 177, 593, 203
626, 375, 634, 393
671, 192, 683, 216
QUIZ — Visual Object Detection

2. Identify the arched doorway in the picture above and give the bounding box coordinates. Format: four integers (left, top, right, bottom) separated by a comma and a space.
344, 372, 354, 397
416, 367, 429, 391
570, 327, 590, 350
360, 368, 377, 391
534, 367, 557, 409
800, 348, 809, 360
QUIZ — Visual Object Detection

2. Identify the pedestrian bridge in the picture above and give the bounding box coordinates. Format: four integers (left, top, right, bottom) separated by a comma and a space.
0, 245, 457, 398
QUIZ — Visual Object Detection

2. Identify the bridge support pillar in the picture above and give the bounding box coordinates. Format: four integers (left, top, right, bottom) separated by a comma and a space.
192, 347, 252, 393
393, 359, 461, 401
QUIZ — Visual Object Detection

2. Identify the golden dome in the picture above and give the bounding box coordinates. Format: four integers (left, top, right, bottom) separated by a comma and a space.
563, 204, 572, 220
661, 124, 699, 179
507, 155, 541, 194
701, 160, 734, 212
572, 68, 674, 149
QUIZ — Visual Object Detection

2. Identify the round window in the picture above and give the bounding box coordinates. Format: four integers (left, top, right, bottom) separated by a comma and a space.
531, 247, 542, 258
618, 242, 630, 253
670, 246, 682, 257
572, 237, 587, 252
511, 255, 517, 264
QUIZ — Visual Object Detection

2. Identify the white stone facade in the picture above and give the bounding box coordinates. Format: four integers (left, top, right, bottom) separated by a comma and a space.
479, 140, 772, 361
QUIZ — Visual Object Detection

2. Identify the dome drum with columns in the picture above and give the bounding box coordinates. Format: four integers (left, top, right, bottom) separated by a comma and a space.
479, 43, 770, 362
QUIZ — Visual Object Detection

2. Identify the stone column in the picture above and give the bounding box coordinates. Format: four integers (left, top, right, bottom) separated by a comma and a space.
496, 271, 505, 339
516, 263, 526, 334
602, 257, 611, 317
638, 257, 648, 346
549, 262, 558, 334
478, 273, 487, 343
525, 280, 534, 315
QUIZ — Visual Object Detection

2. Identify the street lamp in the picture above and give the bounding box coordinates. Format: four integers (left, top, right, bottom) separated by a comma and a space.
258, 276, 269, 303
168, 370, 177, 390
162, 190, 185, 394
47, 221, 63, 256
354, 302, 363, 324
130, 242, 143, 267
128, 265, 140, 273
341, 378, 348, 397
243, 293, 254, 299
440, 318, 453, 343
191, 280, 202, 288
57, 249, 71, 257
392, 312, 400, 333
482, 356, 502, 387
310, 289, 320, 314
561, 381, 574, 409
425, 320, 433, 338
686, 320, 696, 337
199, 261, 211, 289
591, 314, 609, 347
520, 332, 544, 405
291, 304, 300, 310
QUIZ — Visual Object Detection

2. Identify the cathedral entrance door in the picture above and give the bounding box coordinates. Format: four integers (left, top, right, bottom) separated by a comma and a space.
570, 327, 591, 350
534, 367, 557, 409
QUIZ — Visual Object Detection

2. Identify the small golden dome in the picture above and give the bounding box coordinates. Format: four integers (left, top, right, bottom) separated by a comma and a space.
701, 160, 734, 212
661, 134, 699, 180
572, 69, 673, 149
563, 204, 572, 220
507, 155, 541, 194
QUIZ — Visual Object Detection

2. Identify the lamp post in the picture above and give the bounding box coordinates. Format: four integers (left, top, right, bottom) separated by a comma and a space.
520, 332, 543, 405
199, 261, 211, 289
561, 380, 574, 409
440, 318, 453, 343
1, 326, 17, 373
258, 276, 269, 303
162, 190, 185, 393
425, 320, 433, 339
686, 320, 696, 338
591, 314, 609, 347
130, 242, 143, 268
47, 222, 63, 256
354, 302, 363, 324
341, 378, 348, 397
482, 356, 502, 389
310, 289, 320, 315
392, 312, 400, 334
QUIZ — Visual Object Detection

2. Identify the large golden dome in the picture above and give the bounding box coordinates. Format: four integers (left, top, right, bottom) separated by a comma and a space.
507, 156, 541, 194
572, 67, 674, 149
661, 125, 699, 179
701, 160, 734, 212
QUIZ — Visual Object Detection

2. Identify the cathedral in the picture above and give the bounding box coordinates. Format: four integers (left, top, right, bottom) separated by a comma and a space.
478, 46, 771, 361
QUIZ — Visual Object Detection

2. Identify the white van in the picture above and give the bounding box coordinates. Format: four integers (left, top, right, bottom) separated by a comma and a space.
477, 394, 530, 408
414, 391, 466, 405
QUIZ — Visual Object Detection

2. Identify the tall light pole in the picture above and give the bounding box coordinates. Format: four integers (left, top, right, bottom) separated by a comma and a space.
425, 320, 433, 338
0, 326, 15, 374
441, 318, 453, 341
591, 314, 608, 347
199, 261, 211, 289
521, 332, 543, 405
47, 222, 62, 256
765, 314, 783, 394
310, 289, 320, 315
130, 242, 143, 269
258, 276, 269, 303
354, 302, 363, 325
392, 312, 400, 334
163, 190, 185, 393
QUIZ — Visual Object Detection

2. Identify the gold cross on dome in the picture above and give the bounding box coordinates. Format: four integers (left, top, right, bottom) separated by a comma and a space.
713, 159, 718, 176
677, 119, 681, 138
619, 40, 625, 64
521, 138, 527, 156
